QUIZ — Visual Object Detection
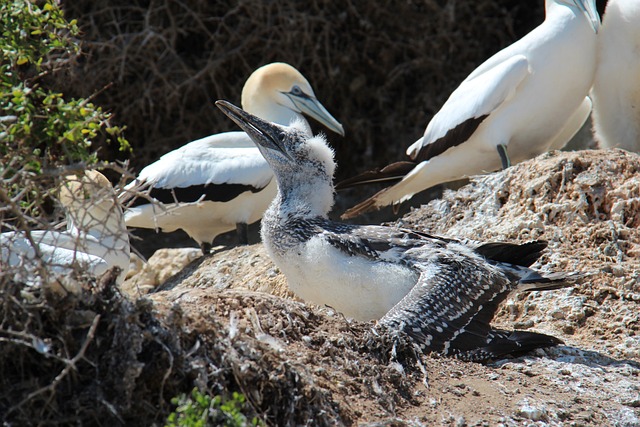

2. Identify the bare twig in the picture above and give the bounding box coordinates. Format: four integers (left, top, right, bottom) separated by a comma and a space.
6, 314, 101, 416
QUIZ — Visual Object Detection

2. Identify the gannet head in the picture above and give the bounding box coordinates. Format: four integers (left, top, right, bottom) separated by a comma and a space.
549, 0, 600, 33
59, 170, 125, 234
216, 100, 336, 214
241, 62, 344, 136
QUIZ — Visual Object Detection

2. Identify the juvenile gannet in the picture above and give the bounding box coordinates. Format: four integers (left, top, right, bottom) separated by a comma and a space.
591, 0, 640, 152
125, 62, 344, 254
340, 0, 600, 219
1, 171, 130, 292
216, 100, 582, 362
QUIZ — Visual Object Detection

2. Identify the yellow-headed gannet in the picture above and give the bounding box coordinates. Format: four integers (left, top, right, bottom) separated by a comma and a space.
591, 0, 640, 152
124, 63, 344, 254
216, 100, 583, 362
1, 171, 130, 292
340, 0, 600, 219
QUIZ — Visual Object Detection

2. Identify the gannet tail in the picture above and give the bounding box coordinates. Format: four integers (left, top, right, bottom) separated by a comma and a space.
335, 161, 417, 190
452, 329, 563, 362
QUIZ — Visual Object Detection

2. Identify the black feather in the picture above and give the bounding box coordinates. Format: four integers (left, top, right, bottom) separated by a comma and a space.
413, 114, 490, 162
453, 329, 563, 362
129, 182, 265, 207
475, 241, 548, 267
335, 161, 417, 190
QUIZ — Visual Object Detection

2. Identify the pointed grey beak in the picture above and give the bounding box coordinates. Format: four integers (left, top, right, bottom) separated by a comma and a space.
575, 0, 600, 34
216, 100, 294, 161
284, 92, 345, 136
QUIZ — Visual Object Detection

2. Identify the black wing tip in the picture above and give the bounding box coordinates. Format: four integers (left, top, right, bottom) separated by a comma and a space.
341, 197, 381, 219
129, 182, 267, 207
335, 161, 417, 191
451, 330, 563, 362
415, 114, 490, 163
476, 240, 548, 267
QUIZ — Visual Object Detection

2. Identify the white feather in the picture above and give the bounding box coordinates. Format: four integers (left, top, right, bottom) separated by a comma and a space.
1, 171, 130, 291
591, 0, 640, 152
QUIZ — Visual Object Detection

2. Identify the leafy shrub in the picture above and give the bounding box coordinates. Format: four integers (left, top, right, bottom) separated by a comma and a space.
166, 388, 261, 427
0, 0, 129, 225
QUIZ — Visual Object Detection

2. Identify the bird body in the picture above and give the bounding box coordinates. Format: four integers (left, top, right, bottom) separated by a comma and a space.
591, 0, 640, 151
340, 0, 600, 218
1, 231, 110, 281
1, 171, 130, 291
125, 62, 343, 253
124, 131, 276, 245
216, 100, 581, 361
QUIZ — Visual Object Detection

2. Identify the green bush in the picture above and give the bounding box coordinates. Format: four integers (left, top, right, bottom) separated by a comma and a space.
0, 0, 129, 221
166, 388, 261, 427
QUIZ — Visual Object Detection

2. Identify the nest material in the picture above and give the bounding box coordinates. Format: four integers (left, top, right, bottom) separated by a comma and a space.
0, 267, 426, 425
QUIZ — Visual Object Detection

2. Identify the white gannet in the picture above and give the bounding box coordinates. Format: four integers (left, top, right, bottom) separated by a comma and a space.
216, 100, 582, 362
339, 0, 600, 219
591, 0, 640, 152
124, 62, 344, 254
1, 171, 130, 292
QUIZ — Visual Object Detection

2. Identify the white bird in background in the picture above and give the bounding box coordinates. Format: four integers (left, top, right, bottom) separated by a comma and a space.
1, 171, 130, 292
591, 0, 640, 152
124, 62, 344, 254
216, 100, 582, 362
339, 0, 600, 219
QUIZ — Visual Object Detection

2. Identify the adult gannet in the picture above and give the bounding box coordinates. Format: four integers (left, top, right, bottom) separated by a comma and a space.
216, 100, 582, 362
591, 0, 640, 152
1, 171, 130, 291
124, 62, 344, 254
340, 0, 600, 219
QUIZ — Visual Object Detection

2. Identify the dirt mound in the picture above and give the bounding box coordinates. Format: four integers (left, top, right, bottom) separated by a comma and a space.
3, 149, 639, 425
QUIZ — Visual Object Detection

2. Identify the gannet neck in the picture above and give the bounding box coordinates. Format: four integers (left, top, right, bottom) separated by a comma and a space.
546, 0, 600, 33
68, 202, 127, 239
268, 126, 335, 218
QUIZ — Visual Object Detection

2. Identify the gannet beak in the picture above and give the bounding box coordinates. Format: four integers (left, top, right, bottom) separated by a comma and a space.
284, 91, 345, 136
216, 100, 295, 161
574, 0, 600, 34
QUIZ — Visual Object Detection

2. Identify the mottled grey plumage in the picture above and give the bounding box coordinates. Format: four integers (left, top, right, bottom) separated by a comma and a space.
216, 100, 581, 362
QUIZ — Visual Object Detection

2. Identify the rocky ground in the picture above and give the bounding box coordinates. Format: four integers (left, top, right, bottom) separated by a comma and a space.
120, 149, 639, 426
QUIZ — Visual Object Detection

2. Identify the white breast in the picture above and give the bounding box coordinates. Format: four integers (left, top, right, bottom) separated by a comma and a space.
268, 236, 419, 321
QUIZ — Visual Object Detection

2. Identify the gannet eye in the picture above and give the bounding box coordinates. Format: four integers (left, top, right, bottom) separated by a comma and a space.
290, 85, 303, 96
278, 132, 287, 142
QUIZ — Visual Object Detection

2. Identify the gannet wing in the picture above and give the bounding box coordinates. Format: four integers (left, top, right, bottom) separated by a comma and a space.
379, 247, 576, 361
1, 231, 110, 278
378, 261, 567, 361
547, 96, 592, 150
317, 223, 454, 261
319, 222, 548, 267
125, 131, 274, 205
407, 55, 531, 162
135, 132, 273, 189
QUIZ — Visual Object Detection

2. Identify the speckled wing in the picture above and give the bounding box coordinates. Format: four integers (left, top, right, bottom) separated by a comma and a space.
378, 243, 573, 362
378, 250, 516, 360
317, 222, 452, 261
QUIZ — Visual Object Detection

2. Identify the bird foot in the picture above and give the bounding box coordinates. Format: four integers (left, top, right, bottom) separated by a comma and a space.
497, 144, 511, 169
